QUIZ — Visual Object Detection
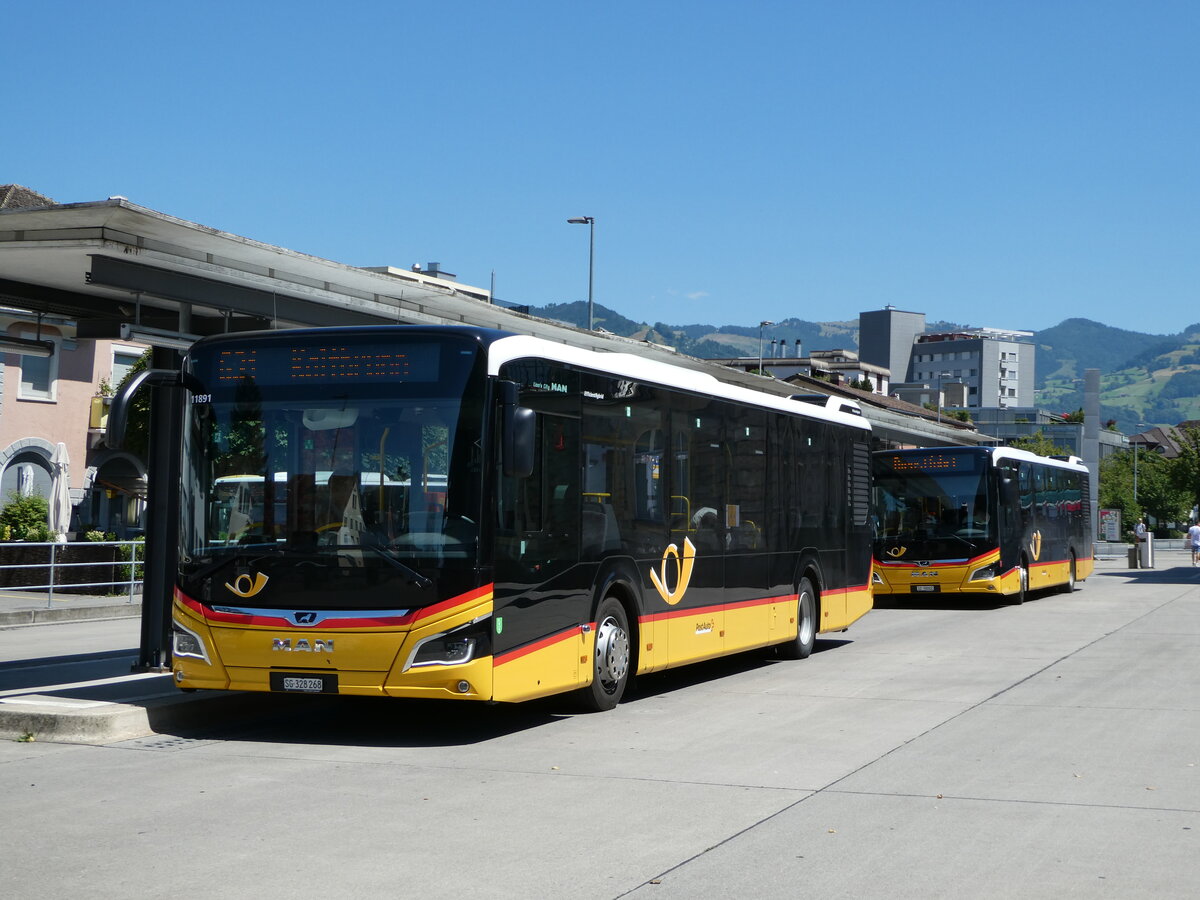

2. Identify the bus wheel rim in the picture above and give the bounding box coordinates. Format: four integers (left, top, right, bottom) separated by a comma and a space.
596, 615, 629, 692
799, 591, 814, 643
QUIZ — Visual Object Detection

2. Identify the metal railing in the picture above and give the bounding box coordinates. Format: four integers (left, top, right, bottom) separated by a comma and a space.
0, 540, 144, 607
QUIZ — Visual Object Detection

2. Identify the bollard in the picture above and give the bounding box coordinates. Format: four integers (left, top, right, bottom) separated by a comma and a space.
1128, 547, 1139, 569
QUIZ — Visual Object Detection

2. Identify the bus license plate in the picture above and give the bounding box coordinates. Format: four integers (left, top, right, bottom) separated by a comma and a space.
271, 672, 338, 693
913, 585, 940, 593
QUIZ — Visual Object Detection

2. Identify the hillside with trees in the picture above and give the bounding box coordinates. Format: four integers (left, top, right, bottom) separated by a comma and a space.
524, 302, 1200, 430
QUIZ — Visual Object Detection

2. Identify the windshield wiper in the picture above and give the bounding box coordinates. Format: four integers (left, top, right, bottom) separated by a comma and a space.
354, 544, 433, 588
183, 544, 293, 582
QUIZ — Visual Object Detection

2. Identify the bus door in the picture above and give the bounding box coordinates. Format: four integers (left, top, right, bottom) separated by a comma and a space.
722, 406, 769, 652
658, 406, 726, 667
493, 402, 587, 702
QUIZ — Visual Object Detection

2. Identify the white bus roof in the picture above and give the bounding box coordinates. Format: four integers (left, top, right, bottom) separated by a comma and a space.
488, 334, 871, 432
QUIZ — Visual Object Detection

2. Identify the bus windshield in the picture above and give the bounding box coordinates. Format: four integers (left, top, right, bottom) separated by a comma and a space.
179, 334, 487, 608
873, 450, 994, 554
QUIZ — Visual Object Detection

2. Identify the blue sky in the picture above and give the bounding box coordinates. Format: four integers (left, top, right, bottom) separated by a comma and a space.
6, 1, 1198, 336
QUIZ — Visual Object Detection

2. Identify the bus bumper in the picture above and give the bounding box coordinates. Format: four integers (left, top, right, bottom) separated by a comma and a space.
170, 589, 497, 701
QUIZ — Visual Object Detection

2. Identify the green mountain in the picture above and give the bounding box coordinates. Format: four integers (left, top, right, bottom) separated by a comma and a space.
526, 302, 856, 359
524, 302, 1200, 431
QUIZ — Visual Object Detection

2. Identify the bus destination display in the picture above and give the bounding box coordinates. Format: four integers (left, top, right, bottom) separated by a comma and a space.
213, 343, 441, 385
882, 452, 978, 473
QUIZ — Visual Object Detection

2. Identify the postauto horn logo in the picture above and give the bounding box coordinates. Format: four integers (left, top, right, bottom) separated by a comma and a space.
650, 537, 696, 606
225, 572, 269, 598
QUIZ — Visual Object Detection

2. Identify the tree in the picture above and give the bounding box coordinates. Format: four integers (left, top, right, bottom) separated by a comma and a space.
114, 349, 153, 459
1099, 449, 1139, 526
1171, 424, 1200, 519
1135, 449, 1191, 531
1101, 446, 1191, 535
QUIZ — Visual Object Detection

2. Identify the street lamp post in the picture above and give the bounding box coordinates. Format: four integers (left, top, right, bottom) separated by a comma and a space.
1133, 422, 1147, 501
758, 320, 774, 375
567, 216, 595, 330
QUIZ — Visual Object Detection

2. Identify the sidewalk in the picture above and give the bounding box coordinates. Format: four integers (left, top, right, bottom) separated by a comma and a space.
0, 588, 140, 628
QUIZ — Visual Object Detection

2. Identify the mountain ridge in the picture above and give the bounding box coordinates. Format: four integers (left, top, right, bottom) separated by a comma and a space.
521, 302, 1200, 431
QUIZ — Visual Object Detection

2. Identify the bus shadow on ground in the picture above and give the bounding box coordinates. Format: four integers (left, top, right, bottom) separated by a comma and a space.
163, 641, 854, 748
167, 692, 569, 747
873, 595, 1013, 611
1095, 565, 1200, 587
626, 638, 851, 704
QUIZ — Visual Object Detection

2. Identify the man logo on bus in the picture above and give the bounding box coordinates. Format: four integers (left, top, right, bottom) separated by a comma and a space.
225, 572, 269, 598
887, 546, 908, 558
650, 537, 697, 606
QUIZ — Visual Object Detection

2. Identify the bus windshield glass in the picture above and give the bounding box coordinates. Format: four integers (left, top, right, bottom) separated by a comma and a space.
873, 450, 994, 554
179, 334, 487, 608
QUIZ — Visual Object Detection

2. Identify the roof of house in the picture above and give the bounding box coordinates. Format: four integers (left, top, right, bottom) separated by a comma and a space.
0, 184, 56, 209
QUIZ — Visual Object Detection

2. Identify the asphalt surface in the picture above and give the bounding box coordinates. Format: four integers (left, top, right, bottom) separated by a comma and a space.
1, 550, 1197, 898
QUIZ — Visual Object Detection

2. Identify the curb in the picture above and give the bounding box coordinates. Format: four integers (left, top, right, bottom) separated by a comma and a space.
0, 685, 273, 745
0, 603, 141, 629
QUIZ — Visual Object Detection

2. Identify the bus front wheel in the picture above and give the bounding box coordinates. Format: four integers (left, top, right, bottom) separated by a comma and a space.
778, 577, 816, 660
579, 596, 631, 712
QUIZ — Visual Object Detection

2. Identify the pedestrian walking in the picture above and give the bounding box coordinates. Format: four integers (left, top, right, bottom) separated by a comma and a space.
1188, 520, 1200, 566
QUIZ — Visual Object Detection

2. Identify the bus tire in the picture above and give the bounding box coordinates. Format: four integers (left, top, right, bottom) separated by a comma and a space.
578, 596, 631, 712
1058, 555, 1076, 594
1014, 560, 1028, 605
777, 577, 817, 660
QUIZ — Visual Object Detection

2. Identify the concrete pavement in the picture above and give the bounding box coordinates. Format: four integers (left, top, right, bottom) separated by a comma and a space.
3, 550, 1197, 898
0, 548, 1191, 747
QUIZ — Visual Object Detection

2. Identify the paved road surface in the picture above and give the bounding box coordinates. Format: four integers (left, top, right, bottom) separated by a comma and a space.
1, 557, 1197, 898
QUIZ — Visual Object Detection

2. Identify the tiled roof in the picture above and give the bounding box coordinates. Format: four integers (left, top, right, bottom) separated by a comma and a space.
0, 184, 56, 209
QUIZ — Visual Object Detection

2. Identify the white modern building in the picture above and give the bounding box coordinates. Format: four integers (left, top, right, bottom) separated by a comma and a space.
908, 328, 1035, 409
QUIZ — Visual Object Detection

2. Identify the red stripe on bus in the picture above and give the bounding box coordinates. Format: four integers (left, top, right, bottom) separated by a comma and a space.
175, 584, 493, 629
494, 625, 582, 666
409, 583, 494, 624
638, 586, 869, 625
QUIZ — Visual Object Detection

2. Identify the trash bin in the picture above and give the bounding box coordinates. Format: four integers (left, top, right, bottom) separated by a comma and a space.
1128, 547, 1139, 569
1138, 534, 1154, 568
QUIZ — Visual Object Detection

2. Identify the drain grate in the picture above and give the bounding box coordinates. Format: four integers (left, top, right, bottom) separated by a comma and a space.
114, 735, 211, 752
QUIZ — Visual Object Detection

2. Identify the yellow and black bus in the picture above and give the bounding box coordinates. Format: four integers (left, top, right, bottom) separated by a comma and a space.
872, 446, 1094, 603
160, 325, 873, 710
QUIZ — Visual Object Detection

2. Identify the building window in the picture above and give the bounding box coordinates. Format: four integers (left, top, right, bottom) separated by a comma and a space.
16, 330, 60, 402
112, 345, 143, 386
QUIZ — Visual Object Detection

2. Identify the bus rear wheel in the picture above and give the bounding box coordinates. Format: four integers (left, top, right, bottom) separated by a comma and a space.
777, 577, 816, 660
1013, 561, 1029, 605
578, 596, 631, 712
1058, 555, 1076, 594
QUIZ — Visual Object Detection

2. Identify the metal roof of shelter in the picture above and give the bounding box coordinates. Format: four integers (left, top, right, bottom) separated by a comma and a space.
0, 191, 986, 447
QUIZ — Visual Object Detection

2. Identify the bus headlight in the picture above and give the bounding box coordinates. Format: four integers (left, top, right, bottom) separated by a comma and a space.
172, 621, 211, 663
969, 565, 997, 582
873, 569, 884, 585
405, 618, 491, 671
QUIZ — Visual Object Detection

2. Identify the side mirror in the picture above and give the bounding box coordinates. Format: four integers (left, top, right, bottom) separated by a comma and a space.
498, 381, 535, 478
106, 368, 202, 449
